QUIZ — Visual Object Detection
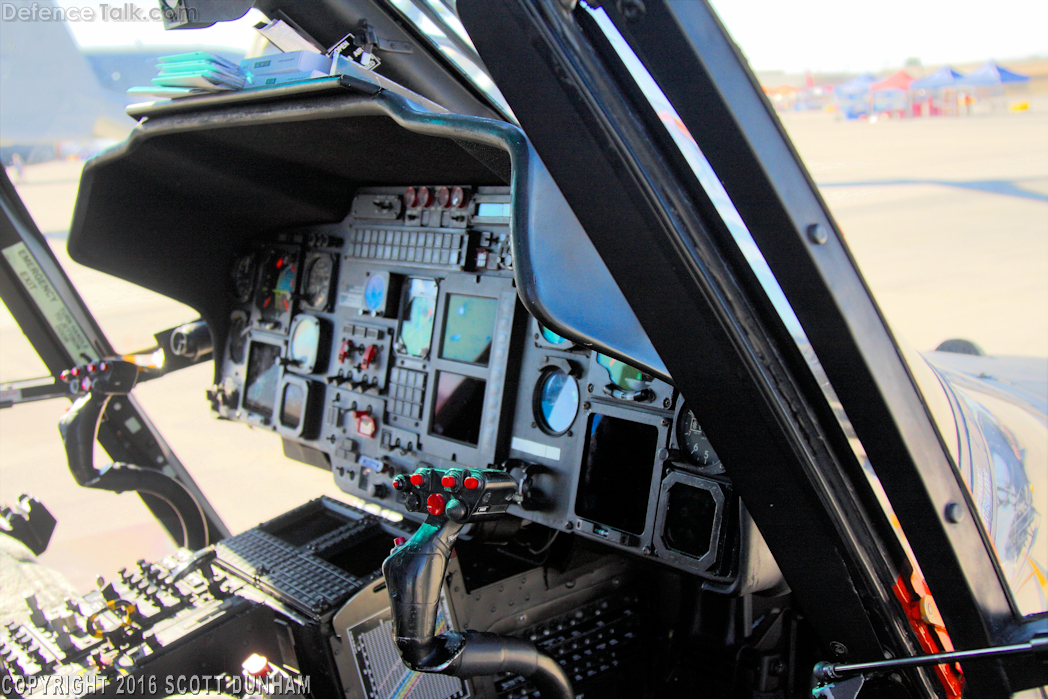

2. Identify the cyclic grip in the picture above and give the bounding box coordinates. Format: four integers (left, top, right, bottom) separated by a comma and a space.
381, 467, 572, 699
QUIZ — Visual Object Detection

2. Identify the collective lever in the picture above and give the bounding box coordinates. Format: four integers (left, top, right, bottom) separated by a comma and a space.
381, 467, 573, 699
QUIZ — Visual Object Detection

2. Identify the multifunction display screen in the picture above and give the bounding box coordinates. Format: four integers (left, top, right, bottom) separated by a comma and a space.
440, 294, 498, 365
431, 371, 486, 446
397, 278, 438, 358
575, 414, 659, 535
243, 342, 282, 418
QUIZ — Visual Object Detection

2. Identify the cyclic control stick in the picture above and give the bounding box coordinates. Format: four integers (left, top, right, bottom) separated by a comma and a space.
382, 467, 573, 699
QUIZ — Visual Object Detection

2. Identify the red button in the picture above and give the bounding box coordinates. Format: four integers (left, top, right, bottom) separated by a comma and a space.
417, 186, 433, 207
356, 414, 377, 438
426, 493, 446, 516
392, 476, 407, 491
409, 473, 424, 487
70, 367, 81, 377
441, 475, 457, 489
404, 186, 418, 208
86, 363, 97, 373
451, 186, 468, 208
99, 362, 109, 371
242, 653, 269, 677
463, 476, 480, 490
393, 536, 407, 547
436, 186, 451, 208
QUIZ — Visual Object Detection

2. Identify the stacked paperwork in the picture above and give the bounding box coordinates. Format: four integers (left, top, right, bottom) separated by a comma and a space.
127, 52, 244, 100
240, 51, 333, 88
126, 19, 365, 102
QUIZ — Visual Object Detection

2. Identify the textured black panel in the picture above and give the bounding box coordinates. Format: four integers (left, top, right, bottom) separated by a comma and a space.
69, 98, 507, 383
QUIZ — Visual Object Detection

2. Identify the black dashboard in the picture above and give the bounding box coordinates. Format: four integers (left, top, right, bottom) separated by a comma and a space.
38, 80, 793, 696
209, 184, 778, 595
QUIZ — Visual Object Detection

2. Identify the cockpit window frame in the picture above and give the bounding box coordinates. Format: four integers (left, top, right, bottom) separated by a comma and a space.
455, 0, 1047, 694
589, 0, 1048, 691
0, 169, 231, 542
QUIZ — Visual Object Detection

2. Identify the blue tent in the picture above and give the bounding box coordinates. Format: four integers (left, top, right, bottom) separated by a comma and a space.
836, 73, 878, 96
834, 74, 879, 119
910, 66, 965, 90
957, 61, 1030, 86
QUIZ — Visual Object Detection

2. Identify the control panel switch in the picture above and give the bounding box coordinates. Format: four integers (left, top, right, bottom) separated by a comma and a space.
445, 499, 469, 522
354, 410, 377, 438
361, 344, 379, 370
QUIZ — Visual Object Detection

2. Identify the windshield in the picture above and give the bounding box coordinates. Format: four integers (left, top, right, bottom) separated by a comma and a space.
0, 1, 385, 590
704, 0, 1048, 615
2, 1, 264, 354
549, 0, 1047, 618
386, 0, 514, 119
2, 0, 1044, 616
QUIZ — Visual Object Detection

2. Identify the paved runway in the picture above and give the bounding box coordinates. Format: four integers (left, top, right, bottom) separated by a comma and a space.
781, 103, 1048, 358
2, 104, 1046, 592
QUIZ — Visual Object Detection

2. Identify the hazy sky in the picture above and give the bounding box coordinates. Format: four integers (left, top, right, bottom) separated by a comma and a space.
57, 0, 1048, 74
57, 1, 263, 49
709, 0, 1048, 73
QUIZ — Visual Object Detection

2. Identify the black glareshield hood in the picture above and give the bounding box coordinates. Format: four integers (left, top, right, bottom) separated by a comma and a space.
68, 84, 668, 385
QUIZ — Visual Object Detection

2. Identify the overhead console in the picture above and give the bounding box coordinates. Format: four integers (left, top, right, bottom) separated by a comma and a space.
67, 82, 780, 595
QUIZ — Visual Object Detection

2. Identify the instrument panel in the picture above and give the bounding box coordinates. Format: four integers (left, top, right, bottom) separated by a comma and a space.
210, 186, 778, 593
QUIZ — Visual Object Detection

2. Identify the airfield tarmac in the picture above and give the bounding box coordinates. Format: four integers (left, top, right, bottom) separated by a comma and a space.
2, 103, 1046, 591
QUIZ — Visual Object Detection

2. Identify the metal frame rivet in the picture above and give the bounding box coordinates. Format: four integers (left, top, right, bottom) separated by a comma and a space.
807, 223, 828, 245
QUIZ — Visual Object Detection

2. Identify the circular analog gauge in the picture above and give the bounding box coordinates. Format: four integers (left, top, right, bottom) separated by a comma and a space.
289, 315, 321, 373
303, 254, 335, 311
364, 273, 387, 314
676, 405, 721, 469
258, 251, 297, 321
232, 253, 257, 304
535, 368, 579, 435
228, 313, 248, 364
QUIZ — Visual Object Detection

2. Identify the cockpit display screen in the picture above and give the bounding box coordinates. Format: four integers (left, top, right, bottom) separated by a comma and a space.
575, 414, 658, 535
440, 294, 498, 366
431, 371, 486, 446
280, 382, 305, 429
243, 342, 282, 418
397, 278, 438, 358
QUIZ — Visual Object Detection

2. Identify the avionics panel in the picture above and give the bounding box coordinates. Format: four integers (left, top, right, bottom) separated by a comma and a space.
416, 272, 519, 465
212, 185, 524, 500
211, 186, 778, 594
